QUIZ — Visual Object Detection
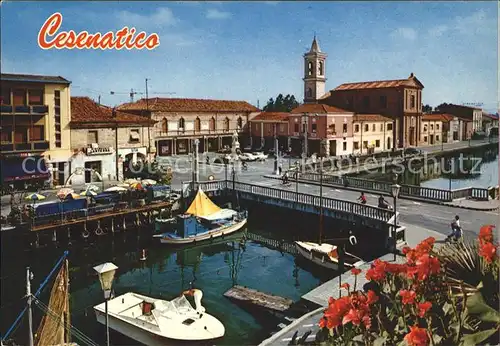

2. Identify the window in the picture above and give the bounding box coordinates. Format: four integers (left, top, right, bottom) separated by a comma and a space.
280, 123, 286, 133
224, 117, 230, 131
87, 130, 98, 144
210, 117, 216, 131
330, 124, 336, 133
129, 129, 140, 142
311, 123, 317, 133
1, 88, 10, 105
343, 123, 347, 133
178, 118, 185, 130
342, 142, 347, 151
436, 124, 440, 130
308, 61, 313, 75
30, 126, 44, 141
353, 141, 359, 149
436, 135, 440, 141
430, 124, 434, 130
1, 127, 12, 142
363, 96, 370, 108
380, 124, 384, 131
28, 90, 43, 105
410, 95, 415, 108
194, 117, 201, 132
14, 127, 27, 143
372, 124, 376, 131
354, 124, 360, 132
375, 140, 380, 148
424, 125, 427, 132
424, 136, 427, 142
54, 90, 61, 107
363, 141, 368, 149
364, 124, 369, 132
379, 95, 387, 108
237, 117, 243, 129
307, 88, 312, 98
294, 123, 299, 132
161, 118, 168, 133
387, 123, 393, 131
13, 90, 26, 105
319, 61, 324, 75
54, 91, 61, 147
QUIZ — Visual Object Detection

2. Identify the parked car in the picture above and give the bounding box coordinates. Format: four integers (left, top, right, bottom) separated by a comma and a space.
239, 153, 257, 162
252, 152, 268, 161
403, 148, 422, 156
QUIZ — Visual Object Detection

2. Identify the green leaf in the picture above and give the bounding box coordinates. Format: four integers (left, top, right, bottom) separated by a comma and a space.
466, 292, 500, 323
431, 333, 443, 345
373, 336, 387, 346
461, 328, 499, 346
442, 302, 453, 316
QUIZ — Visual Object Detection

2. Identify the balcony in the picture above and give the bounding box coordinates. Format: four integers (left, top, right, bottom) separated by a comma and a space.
86, 147, 113, 155
1, 141, 49, 153
0, 105, 49, 114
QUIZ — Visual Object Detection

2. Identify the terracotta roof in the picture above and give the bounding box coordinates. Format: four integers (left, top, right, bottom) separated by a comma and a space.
482, 113, 498, 120
251, 112, 290, 122
70, 97, 156, 128
1, 73, 70, 84
352, 114, 392, 122
334, 73, 423, 91
117, 97, 260, 113
422, 113, 454, 122
290, 104, 350, 114
440, 103, 482, 111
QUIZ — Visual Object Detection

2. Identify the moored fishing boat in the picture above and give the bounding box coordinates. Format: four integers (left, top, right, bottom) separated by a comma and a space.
295, 241, 364, 271
154, 188, 247, 245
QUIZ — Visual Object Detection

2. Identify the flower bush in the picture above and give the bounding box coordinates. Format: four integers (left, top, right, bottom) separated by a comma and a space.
314, 225, 499, 346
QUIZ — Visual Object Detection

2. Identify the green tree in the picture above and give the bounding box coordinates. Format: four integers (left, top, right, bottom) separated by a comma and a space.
422, 104, 433, 113
435, 103, 450, 111
262, 94, 299, 112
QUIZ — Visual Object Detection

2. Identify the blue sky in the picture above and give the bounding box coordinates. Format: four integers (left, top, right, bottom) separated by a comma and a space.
1, 1, 498, 112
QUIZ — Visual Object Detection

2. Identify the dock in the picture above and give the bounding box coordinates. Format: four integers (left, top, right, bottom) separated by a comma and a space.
224, 285, 293, 313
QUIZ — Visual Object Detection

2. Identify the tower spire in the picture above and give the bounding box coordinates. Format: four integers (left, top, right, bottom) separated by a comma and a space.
310, 35, 321, 53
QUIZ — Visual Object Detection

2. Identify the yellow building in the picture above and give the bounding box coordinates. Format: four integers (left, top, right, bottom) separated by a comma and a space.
352, 114, 393, 154
421, 114, 445, 145
0, 73, 72, 187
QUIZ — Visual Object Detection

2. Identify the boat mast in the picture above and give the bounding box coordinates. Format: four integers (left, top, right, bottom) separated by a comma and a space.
318, 160, 323, 245
26, 267, 34, 346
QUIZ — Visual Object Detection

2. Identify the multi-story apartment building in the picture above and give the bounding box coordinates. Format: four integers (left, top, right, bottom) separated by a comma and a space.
289, 104, 354, 157
0, 73, 72, 187
437, 104, 483, 132
69, 97, 155, 184
352, 114, 393, 154
249, 112, 290, 151
117, 98, 260, 159
482, 113, 499, 136
420, 114, 447, 145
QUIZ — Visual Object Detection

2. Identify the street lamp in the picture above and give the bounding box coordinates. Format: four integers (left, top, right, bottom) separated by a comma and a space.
391, 179, 401, 261
94, 262, 118, 346
295, 160, 300, 201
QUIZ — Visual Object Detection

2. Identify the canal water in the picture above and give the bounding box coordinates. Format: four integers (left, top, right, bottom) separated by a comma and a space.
1, 225, 336, 346
351, 146, 498, 189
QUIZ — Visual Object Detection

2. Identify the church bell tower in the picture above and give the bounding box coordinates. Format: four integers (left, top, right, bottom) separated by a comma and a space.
303, 36, 327, 104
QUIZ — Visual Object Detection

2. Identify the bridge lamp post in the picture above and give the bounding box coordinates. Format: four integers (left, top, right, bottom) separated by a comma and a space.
295, 161, 300, 201
391, 182, 401, 261
94, 262, 118, 346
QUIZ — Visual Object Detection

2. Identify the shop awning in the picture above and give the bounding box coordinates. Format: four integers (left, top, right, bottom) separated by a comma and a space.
1, 157, 50, 182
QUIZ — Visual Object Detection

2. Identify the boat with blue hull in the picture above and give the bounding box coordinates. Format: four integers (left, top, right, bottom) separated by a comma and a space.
154, 188, 248, 245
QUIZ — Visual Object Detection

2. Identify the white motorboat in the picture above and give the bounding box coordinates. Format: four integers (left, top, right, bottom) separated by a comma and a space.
295, 241, 364, 271
94, 292, 225, 345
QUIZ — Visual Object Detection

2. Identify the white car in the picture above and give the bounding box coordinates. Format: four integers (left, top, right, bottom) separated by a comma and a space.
252, 152, 268, 161
239, 153, 257, 162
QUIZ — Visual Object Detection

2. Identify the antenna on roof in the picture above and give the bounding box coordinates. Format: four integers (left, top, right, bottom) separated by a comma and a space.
257, 99, 260, 109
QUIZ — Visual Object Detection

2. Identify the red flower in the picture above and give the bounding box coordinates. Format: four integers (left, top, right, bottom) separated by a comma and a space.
351, 268, 362, 275
404, 325, 430, 346
342, 308, 371, 328
366, 260, 387, 281
366, 290, 379, 305
417, 301, 432, 317
414, 254, 441, 280
340, 283, 350, 290
479, 241, 498, 263
399, 290, 417, 305
479, 225, 495, 243
322, 296, 351, 329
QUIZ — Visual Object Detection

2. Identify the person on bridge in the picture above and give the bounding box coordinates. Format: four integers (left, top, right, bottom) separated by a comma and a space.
358, 192, 367, 204
206, 156, 210, 165
241, 161, 248, 170
282, 171, 289, 185
447, 215, 462, 242
378, 195, 390, 209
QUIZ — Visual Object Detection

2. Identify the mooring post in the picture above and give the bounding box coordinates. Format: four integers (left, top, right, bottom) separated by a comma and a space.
123, 217, 127, 230
67, 227, 71, 245
52, 230, 57, 243
111, 218, 115, 233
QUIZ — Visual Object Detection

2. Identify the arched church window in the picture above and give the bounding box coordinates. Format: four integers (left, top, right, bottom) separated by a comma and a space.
308, 62, 313, 76
237, 117, 243, 129
319, 61, 324, 75
209, 117, 216, 131
178, 117, 185, 130
224, 117, 230, 131
195, 117, 201, 132
307, 88, 312, 98
162, 118, 168, 133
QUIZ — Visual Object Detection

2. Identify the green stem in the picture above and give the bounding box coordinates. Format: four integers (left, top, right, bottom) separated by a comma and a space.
427, 317, 436, 346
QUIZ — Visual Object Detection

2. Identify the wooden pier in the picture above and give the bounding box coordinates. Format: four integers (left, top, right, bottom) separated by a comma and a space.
224, 285, 293, 313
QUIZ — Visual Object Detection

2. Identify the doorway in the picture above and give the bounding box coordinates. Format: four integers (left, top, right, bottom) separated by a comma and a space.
85, 161, 102, 183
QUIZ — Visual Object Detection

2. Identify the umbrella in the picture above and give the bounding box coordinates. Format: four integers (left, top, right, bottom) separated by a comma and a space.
25, 193, 46, 201
80, 190, 97, 197
142, 179, 157, 185
124, 178, 139, 184
105, 186, 128, 192
130, 182, 144, 190
57, 188, 74, 199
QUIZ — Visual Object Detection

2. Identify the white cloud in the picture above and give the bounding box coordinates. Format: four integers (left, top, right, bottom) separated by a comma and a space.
206, 8, 231, 20
428, 25, 448, 37
391, 27, 418, 41
453, 9, 495, 36
116, 7, 178, 28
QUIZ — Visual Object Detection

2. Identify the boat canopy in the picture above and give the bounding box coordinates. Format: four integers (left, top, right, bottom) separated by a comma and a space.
199, 208, 237, 221
185, 188, 221, 218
